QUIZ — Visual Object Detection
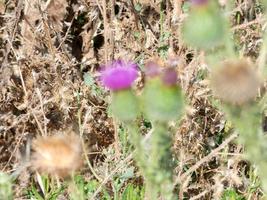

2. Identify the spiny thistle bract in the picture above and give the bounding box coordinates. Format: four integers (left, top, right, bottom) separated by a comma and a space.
143, 60, 183, 121
31, 133, 82, 177
182, 0, 225, 49
211, 59, 261, 105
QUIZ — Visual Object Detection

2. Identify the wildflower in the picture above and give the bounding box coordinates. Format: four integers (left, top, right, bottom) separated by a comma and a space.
191, 0, 208, 6
211, 59, 261, 105
31, 133, 82, 177
100, 60, 139, 91
143, 60, 183, 121
161, 67, 178, 86
144, 60, 178, 86
145, 61, 161, 77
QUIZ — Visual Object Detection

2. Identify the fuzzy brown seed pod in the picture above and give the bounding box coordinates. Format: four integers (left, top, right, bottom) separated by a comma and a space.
211, 59, 261, 105
31, 133, 83, 177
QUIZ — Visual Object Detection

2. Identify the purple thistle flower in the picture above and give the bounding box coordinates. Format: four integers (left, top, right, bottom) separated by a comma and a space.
191, 0, 208, 6
161, 67, 178, 86
145, 61, 161, 77
100, 60, 139, 91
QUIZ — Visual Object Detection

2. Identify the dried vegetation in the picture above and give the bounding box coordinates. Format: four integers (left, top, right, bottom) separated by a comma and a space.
0, 0, 266, 199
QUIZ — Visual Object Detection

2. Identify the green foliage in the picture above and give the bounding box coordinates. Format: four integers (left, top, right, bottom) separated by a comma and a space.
69, 174, 143, 200
246, 167, 262, 199
69, 175, 109, 200
120, 184, 145, 200
112, 167, 136, 200
83, 73, 105, 97
158, 44, 170, 59
222, 189, 244, 200
27, 175, 64, 200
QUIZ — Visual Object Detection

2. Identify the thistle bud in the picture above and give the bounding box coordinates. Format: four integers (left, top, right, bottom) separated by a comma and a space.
182, 1, 225, 49
143, 61, 183, 121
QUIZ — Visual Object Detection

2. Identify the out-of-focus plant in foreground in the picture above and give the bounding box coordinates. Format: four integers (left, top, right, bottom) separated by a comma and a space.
210, 58, 267, 192
182, 0, 225, 50
0, 172, 13, 200
182, 0, 267, 196
100, 59, 184, 200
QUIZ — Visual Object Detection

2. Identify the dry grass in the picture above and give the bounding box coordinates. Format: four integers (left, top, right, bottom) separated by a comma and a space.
0, 0, 266, 199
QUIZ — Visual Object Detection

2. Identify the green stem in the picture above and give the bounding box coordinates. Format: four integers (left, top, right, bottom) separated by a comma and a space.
226, 105, 267, 193
125, 122, 175, 200
145, 181, 158, 200
240, 128, 267, 193
125, 122, 147, 178
148, 122, 175, 200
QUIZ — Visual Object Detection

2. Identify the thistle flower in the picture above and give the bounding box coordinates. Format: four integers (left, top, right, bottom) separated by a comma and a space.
211, 59, 261, 105
143, 60, 183, 121
145, 61, 161, 77
161, 68, 178, 86
31, 134, 82, 177
145, 61, 178, 86
100, 60, 139, 91
191, 0, 208, 6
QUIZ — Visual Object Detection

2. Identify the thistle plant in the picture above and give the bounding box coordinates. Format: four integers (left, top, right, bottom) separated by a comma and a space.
101, 59, 184, 200
142, 61, 184, 200
100, 60, 147, 178
181, 0, 267, 195
100, 60, 140, 121
210, 59, 267, 192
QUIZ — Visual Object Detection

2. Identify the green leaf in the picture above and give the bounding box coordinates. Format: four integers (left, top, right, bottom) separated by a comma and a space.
83, 73, 95, 87
120, 184, 144, 200
222, 189, 244, 200
28, 185, 44, 200
120, 167, 135, 181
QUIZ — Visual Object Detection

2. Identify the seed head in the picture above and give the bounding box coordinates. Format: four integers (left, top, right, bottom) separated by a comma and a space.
100, 60, 139, 91
211, 59, 261, 105
31, 133, 82, 177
